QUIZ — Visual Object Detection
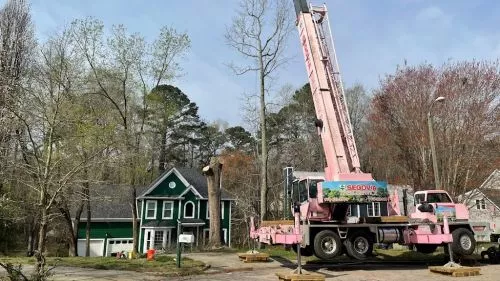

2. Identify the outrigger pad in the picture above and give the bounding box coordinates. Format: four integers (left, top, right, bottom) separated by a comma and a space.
276, 270, 325, 281
237, 252, 270, 263
428, 266, 480, 277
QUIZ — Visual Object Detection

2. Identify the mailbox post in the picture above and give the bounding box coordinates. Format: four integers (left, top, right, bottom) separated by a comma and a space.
176, 220, 181, 268
176, 220, 195, 268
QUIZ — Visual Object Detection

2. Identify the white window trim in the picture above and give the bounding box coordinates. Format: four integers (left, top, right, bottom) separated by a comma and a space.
476, 199, 486, 210
367, 202, 381, 217
145, 200, 157, 219
206, 201, 225, 219
184, 201, 195, 219
162, 201, 174, 219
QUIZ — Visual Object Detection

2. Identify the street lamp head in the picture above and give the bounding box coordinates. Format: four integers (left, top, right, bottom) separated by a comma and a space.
434, 96, 445, 102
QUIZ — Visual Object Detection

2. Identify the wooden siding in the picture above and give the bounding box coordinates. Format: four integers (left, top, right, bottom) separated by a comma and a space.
77, 221, 134, 239
146, 172, 187, 196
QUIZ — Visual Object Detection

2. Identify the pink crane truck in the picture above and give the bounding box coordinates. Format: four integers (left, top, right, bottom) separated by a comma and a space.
249, 0, 476, 261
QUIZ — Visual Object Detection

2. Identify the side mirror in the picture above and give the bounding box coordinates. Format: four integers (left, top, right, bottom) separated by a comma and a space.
417, 202, 434, 213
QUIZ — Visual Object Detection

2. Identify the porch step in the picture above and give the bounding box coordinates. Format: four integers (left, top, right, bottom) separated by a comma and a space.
428, 266, 480, 277
237, 252, 270, 263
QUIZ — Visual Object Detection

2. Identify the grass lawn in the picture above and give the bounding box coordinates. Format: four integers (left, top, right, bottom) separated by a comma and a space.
0, 255, 205, 277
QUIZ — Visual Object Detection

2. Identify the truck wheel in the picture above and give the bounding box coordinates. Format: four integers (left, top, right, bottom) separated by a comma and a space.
451, 228, 476, 256
313, 230, 342, 260
292, 244, 314, 256
415, 244, 438, 254
344, 230, 374, 260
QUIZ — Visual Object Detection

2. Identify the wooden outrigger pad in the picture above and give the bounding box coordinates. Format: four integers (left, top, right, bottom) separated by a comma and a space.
429, 266, 481, 277
260, 220, 295, 227
237, 252, 270, 263
276, 270, 325, 281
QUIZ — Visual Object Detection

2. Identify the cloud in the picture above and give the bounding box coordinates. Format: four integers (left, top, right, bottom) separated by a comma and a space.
416, 6, 452, 27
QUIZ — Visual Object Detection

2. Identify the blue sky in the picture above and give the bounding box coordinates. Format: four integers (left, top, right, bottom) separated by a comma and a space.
24, 0, 500, 128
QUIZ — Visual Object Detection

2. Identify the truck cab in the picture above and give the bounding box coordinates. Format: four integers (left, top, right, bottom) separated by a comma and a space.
411, 190, 469, 222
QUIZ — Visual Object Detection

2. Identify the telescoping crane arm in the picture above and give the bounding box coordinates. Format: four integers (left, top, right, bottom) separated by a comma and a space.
293, 0, 372, 182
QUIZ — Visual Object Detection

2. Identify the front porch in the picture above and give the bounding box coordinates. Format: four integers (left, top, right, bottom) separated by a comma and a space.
141, 219, 208, 253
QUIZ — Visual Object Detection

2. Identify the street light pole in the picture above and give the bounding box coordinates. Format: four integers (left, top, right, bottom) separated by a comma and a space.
427, 96, 445, 190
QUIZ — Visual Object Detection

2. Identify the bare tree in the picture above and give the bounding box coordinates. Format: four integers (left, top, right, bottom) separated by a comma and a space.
367, 61, 500, 196
0, 0, 36, 257
225, 0, 293, 221
71, 18, 191, 255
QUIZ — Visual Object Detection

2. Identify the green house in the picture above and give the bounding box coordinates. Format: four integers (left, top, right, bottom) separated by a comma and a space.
74, 167, 233, 257
74, 184, 145, 257
137, 167, 233, 252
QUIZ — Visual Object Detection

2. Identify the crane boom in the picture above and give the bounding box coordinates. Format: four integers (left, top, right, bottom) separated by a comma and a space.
294, 0, 372, 182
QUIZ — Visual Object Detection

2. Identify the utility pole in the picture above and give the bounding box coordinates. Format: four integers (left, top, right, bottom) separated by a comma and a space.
427, 96, 445, 189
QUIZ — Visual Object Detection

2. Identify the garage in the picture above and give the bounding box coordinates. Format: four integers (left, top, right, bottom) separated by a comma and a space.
77, 239, 104, 257
106, 238, 134, 256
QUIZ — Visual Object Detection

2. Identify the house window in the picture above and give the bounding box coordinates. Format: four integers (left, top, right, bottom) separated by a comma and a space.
476, 199, 486, 210
184, 201, 195, 218
163, 201, 174, 219
367, 202, 381, 217
206, 202, 225, 219
145, 200, 157, 219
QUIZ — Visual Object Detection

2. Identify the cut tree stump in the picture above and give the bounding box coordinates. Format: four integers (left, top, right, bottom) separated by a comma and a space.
237, 252, 270, 263
428, 266, 481, 277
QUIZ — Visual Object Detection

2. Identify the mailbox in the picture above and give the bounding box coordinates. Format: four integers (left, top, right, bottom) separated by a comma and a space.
178, 234, 195, 243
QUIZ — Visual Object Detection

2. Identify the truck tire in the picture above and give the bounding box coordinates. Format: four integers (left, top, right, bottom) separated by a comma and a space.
451, 228, 476, 256
344, 230, 374, 260
313, 230, 342, 260
415, 244, 439, 254
292, 244, 314, 256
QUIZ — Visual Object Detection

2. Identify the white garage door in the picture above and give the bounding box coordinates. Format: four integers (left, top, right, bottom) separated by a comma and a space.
107, 238, 134, 256
77, 239, 104, 257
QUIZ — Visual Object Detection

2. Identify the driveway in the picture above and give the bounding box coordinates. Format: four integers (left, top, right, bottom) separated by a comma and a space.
172, 252, 500, 281
2, 253, 500, 281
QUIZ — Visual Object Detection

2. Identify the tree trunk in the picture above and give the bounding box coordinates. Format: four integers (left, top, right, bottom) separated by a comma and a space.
84, 181, 91, 257
158, 129, 167, 172
58, 201, 83, 257
203, 157, 223, 248
26, 216, 35, 257
36, 205, 48, 274
259, 62, 268, 221
131, 186, 138, 255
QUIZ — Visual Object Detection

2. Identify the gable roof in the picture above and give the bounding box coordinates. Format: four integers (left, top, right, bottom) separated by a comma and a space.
460, 169, 500, 209
478, 169, 500, 190
480, 189, 500, 208
74, 184, 148, 220
140, 166, 233, 200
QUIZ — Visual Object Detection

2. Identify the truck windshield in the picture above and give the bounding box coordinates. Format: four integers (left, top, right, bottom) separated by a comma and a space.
427, 193, 452, 203
308, 179, 323, 199
415, 192, 452, 204
299, 179, 308, 203
414, 194, 425, 204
